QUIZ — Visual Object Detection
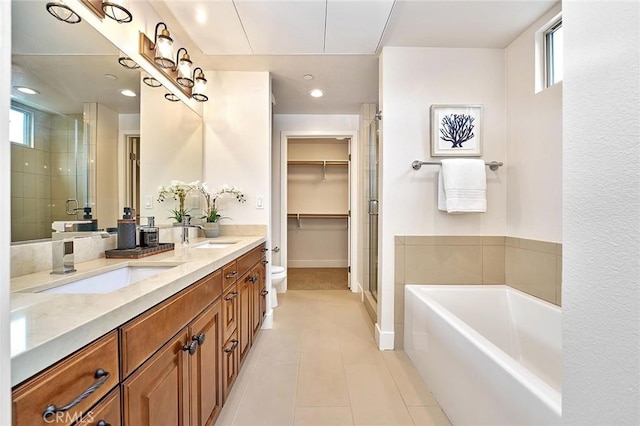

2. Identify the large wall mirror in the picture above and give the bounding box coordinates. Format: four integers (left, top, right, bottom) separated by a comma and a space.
10, 0, 203, 243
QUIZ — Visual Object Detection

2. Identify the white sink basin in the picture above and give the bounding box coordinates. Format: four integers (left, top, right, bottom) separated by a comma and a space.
39, 265, 177, 294
194, 241, 239, 249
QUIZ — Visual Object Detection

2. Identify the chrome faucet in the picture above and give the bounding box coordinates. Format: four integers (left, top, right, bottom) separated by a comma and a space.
51, 238, 76, 274
181, 216, 206, 245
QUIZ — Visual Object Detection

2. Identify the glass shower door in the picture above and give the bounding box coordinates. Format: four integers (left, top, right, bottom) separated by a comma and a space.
367, 117, 380, 300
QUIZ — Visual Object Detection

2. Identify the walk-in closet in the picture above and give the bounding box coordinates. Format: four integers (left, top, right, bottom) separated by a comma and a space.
286, 138, 350, 290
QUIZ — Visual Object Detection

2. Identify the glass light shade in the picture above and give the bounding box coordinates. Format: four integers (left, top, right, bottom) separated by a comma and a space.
155, 30, 175, 69
164, 93, 180, 102
176, 56, 194, 88
102, 0, 132, 23
118, 54, 139, 69
192, 72, 208, 102
46, 1, 81, 23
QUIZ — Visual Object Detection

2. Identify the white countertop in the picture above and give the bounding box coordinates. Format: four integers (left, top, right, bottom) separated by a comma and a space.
9, 235, 266, 387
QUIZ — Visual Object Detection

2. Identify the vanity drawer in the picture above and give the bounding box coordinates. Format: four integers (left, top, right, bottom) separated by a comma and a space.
237, 244, 266, 278
120, 269, 222, 378
222, 260, 238, 290
12, 330, 119, 426
83, 387, 121, 426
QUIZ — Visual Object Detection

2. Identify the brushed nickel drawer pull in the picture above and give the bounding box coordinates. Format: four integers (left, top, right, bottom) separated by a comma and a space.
225, 271, 238, 279
224, 291, 238, 301
224, 339, 239, 353
42, 369, 110, 420
262, 260, 269, 265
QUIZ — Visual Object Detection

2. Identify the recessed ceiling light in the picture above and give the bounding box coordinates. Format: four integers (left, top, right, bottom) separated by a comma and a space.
15, 86, 39, 95
303, 74, 314, 80
104, 74, 117, 80
120, 89, 136, 97
309, 89, 324, 98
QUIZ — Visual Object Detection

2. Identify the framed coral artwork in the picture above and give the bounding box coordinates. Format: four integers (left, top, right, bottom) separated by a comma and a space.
430, 104, 483, 157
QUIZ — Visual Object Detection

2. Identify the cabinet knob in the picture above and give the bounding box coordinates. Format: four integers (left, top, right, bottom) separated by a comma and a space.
261, 247, 268, 252
260, 289, 269, 296
262, 260, 269, 265
225, 271, 238, 279
42, 369, 110, 420
192, 333, 206, 346
97, 421, 111, 426
183, 341, 198, 355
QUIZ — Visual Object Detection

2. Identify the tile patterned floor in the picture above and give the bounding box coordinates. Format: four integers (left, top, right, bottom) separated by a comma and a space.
216, 290, 451, 426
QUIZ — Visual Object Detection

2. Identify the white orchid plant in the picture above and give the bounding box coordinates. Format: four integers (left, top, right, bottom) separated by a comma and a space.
157, 180, 197, 223
193, 182, 246, 223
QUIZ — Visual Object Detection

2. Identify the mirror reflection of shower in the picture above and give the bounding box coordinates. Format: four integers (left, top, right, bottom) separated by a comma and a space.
10, 101, 91, 242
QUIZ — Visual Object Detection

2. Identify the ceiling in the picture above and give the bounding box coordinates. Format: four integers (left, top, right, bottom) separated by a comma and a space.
9, 0, 558, 116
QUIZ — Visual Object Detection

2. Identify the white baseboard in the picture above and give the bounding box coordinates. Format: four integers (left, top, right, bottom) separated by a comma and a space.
261, 310, 273, 329
375, 323, 395, 350
350, 280, 362, 293
288, 260, 348, 268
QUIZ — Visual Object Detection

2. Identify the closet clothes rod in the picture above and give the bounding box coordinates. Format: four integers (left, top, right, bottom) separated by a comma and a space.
411, 160, 504, 171
287, 213, 349, 228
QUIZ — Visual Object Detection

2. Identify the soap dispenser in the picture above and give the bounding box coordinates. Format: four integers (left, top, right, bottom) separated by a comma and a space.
77, 207, 98, 231
117, 207, 137, 250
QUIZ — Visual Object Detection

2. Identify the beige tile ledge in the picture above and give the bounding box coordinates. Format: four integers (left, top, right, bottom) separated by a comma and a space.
9, 235, 266, 387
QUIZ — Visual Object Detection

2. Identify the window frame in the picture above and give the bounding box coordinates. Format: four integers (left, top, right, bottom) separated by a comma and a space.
9, 105, 34, 148
544, 18, 563, 88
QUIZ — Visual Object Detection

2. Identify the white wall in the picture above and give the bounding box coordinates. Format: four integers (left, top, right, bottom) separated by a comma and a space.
140, 82, 203, 224
0, 1, 11, 422
203, 71, 271, 225
378, 47, 507, 348
506, 5, 562, 243
271, 114, 359, 268
563, 1, 640, 424
118, 113, 140, 213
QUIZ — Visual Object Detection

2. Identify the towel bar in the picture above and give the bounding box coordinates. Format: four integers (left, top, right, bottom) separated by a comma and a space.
411, 160, 504, 171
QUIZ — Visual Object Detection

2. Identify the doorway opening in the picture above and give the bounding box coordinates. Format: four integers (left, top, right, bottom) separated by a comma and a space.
279, 131, 359, 293
124, 135, 140, 221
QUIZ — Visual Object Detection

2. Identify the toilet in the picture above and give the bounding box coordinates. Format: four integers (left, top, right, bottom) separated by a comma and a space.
270, 265, 287, 308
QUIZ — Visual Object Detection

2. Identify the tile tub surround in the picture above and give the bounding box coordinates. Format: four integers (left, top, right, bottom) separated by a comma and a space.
394, 235, 561, 348
9, 235, 266, 386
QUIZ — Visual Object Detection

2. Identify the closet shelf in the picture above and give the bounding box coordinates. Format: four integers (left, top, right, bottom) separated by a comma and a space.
287, 213, 349, 228
288, 160, 348, 180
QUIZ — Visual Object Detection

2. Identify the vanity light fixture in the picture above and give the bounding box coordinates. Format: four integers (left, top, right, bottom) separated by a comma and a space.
118, 52, 139, 69
150, 23, 175, 69
102, 0, 133, 23
164, 93, 180, 102
175, 48, 194, 88
192, 68, 208, 102
46, 1, 81, 24
142, 74, 162, 88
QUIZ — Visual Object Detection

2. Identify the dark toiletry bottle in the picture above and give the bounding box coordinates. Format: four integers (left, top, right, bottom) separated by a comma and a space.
117, 207, 137, 250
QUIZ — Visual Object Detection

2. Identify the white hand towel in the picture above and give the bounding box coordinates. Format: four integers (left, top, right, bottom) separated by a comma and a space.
439, 159, 487, 213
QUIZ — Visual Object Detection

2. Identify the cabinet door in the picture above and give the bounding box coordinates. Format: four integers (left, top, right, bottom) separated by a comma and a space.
122, 330, 190, 426
83, 387, 121, 426
188, 300, 222, 426
237, 273, 253, 366
250, 264, 261, 338
222, 283, 238, 343
221, 331, 239, 403
259, 259, 268, 327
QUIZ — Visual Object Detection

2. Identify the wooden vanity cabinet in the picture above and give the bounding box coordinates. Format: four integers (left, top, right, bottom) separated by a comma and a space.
84, 387, 121, 426
237, 271, 253, 366
11, 330, 119, 426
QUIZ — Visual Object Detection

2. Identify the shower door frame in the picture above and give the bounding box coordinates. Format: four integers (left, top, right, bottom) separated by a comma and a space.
279, 130, 359, 293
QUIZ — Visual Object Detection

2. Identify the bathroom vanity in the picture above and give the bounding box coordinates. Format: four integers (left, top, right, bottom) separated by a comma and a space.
9, 236, 268, 425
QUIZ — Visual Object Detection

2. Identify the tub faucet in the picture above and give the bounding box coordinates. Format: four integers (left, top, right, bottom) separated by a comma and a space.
51, 238, 76, 274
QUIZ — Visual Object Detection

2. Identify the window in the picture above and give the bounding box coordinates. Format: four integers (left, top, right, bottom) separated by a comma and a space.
545, 19, 563, 87
9, 106, 34, 147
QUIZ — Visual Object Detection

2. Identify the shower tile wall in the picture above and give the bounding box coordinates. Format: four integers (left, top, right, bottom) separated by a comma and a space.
11, 105, 51, 242
394, 235, 562, 348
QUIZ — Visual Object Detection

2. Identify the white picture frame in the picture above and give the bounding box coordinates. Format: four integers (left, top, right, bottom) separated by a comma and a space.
430, 104, 483, 157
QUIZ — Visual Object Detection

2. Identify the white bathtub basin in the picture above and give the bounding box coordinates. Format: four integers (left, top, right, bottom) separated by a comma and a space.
39, 265, 177, 294
194, 241, 239, 249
